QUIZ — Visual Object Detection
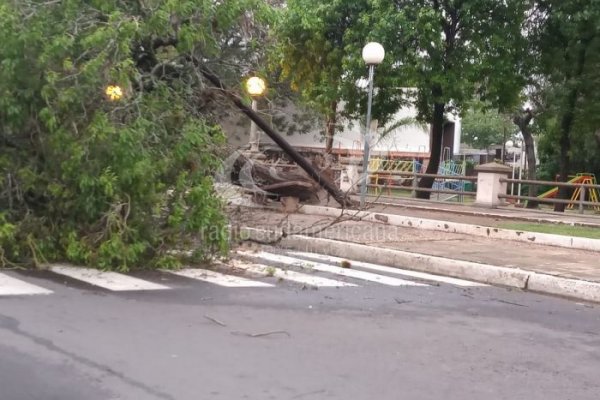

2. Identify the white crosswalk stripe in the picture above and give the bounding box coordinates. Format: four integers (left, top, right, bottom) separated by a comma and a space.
228, 259, 358, 287
0, 272, 53, 296
3, 250, 489, 296
286, 251, 487, 287
167, 268, 274, 287
237, 251, 429, 287
49, 265, 169, 291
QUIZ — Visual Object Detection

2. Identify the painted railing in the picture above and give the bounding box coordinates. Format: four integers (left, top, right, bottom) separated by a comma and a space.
366, 159, 473, 202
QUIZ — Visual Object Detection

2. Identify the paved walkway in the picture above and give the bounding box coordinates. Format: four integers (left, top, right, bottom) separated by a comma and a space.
356, 194, 600, 228
235, 205, 600, 285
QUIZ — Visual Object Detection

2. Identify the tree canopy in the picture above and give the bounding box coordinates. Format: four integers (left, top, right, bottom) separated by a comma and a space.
461, 107, 515, 151
273, 0, 369, 152
525, 0, 600, 209
0, 0, 273, 269
341, 0, 529, 197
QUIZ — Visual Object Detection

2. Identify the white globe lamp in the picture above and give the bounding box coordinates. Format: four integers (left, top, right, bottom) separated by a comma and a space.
362, 42, 385, 65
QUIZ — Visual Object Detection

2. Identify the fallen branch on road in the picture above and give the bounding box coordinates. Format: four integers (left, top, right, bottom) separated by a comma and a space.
230, 330, 291, 338
203, 315, 227, 327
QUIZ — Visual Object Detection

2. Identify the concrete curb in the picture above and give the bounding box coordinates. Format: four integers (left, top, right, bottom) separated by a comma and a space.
363, 198, 600, 228
240, 226, 600, 303
295, 205, 600, 252
528, 273, 600, 303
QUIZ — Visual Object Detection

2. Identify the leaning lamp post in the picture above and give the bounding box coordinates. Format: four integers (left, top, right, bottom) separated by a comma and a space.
245, 76, 267, 153
360, 42, 385, 209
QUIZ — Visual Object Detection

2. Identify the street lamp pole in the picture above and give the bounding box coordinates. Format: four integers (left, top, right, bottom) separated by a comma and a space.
512, 151, 517, 196
245, 76, 267, 153
502, 126, 507, 163
518, 143, 525, 204
360, 42, 385, 209
249, 99, 259, 152
360, 64, 376, 209
506, 140, 516, 196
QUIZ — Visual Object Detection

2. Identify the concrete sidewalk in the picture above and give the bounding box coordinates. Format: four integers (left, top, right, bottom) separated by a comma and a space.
291, 204, 600, 252
235, 206, 600, 303
357, 194, 600, 228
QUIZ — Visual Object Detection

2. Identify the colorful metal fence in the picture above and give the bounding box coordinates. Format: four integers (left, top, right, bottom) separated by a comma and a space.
366, 158, 471, 202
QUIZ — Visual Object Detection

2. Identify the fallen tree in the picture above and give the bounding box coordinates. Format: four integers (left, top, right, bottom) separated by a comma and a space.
0, 0, 273, 270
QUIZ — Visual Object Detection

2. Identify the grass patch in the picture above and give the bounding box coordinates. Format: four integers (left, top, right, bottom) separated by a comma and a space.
498, 222, 600, 239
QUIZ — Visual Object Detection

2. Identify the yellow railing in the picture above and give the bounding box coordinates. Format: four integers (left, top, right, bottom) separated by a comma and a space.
369, 158, 415, 173
368, 158, 418, 195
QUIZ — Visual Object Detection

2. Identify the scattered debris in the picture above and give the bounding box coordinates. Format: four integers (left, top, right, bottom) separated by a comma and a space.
203, 315, 227, 327
394, 298, 412, 305
491, 299, 528, 307
374, 214, 389, 223
231, 330, 291, 338
281, 196, 300, 213
291, 389, 327, 399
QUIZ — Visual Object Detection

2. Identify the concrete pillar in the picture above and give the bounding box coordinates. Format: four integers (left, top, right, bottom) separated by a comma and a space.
340, 163, 361, 194
474, 162, 512, 208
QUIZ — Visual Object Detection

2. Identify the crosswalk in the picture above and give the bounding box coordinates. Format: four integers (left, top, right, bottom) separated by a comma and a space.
168, 267, 274, 288
0, 249, 487, 297
237, 251, 429, 287
49, 265, 169, 291
0, 272, 53, 296
227, 258, 358, 288
285, 251, 486, 287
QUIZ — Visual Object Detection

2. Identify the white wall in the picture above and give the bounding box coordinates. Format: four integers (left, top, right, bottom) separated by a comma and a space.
222, 100, 461, 156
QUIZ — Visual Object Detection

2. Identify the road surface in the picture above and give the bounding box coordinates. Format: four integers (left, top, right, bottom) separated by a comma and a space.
1, 248, 599, 399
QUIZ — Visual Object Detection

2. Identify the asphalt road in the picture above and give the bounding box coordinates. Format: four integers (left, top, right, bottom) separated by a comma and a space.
1, 250, 599, 400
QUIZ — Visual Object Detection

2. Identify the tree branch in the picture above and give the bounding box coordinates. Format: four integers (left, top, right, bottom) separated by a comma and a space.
152, 36, 178, 49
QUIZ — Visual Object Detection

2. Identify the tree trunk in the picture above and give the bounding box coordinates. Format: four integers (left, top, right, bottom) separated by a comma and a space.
324, 101, 337, 155
416, 101, 445, 199
554, 106, 574, 212
514, 109, 538, 208
522, 129, 538, 207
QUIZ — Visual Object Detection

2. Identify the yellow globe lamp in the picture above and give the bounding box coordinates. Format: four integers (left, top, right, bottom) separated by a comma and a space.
105, 85, 124, 101
245, 76, 266, 98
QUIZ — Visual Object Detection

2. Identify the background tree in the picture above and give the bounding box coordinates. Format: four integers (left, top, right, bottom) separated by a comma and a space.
530, 0, 600, 211
0, 0, 273, 269
461, 107, 515, 153
512, 107, 539, 206
272, 0, 407, 155
272, 0, 366, 154
342, 0, 528, 199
